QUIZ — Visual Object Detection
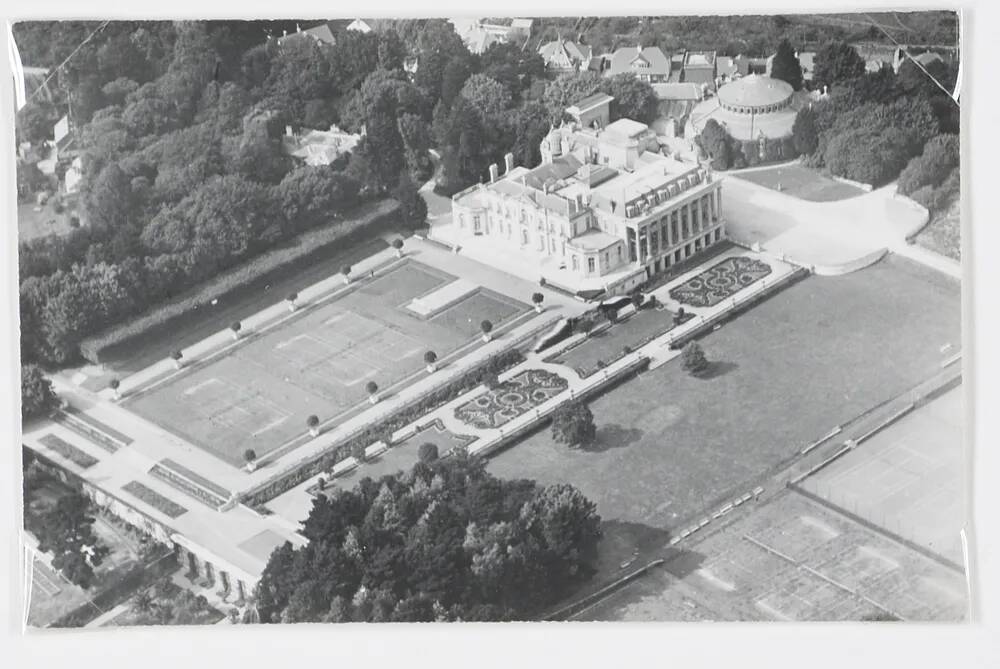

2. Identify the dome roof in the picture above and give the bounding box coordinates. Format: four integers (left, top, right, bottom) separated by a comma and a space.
717, 74, 793, 109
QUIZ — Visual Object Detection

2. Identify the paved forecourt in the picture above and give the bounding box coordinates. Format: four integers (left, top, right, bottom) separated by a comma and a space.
799, 384, 966, 567
125, 259, 529, 467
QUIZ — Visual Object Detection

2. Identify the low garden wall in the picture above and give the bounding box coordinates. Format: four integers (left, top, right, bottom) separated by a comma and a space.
240, 347, 529, 507
80, 200, 400, 364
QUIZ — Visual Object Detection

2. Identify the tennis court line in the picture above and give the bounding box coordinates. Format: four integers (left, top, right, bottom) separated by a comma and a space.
275, 334, 311, 350
251, 416, 289, 437
183, 378, 221, 396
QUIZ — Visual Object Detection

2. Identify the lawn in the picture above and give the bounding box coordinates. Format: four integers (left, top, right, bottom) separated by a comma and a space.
550, 306, 683, 378
126, 260, 529, 466
317, 421, 477, 494
488, 255, 960, 576
734, 164, 865, 202
18, 201, 77, 242
915, 196, 961, 261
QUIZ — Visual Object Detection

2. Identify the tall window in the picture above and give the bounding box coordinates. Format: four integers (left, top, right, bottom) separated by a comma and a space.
587, 257, 596, 273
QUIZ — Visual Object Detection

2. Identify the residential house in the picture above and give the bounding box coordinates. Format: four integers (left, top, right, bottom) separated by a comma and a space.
277, 19, 370, 47
281, 124, 361, 167
680, 51, 717, 88
607, 45, 671, 83
450, 18, 533, 55
538, 38, 593, 74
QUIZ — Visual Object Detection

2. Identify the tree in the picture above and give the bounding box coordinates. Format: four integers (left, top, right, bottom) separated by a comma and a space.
531, 292, 545, 313
35, 492, 109, 589
276, 166, 360, 232
681, 341, 709, 375
543, 71, 603, 123
770, 39, 803, 91
700, 119, 732, 170
132, 590, 155, 615
244, 448, 257, 464
600, 74, 659, 124
21, 364, 58, 421
365, 381, 380, 403
255, 455, 601, 622
418, 442, 439, 464
391, 238, 405, 257
551, 401, 597, 448
307, 415, 320, 436
424, 350, 438, 372
898, 134, 960, 196
792, 106, 819, 156
480, 319, 494, 342
460, 74, 514, 119
393, 172, 429, 228
813, 41, 866, 91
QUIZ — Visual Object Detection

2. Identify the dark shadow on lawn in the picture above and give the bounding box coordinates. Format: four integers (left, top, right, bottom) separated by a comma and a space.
697, 360, 739, 380
584, 424, 644, 452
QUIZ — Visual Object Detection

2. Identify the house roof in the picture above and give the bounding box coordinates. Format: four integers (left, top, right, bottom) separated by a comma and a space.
538, 39, 593, 67
605, 118, 650, 138
608, 46, 671, 77
652, 82, 703, 101
568, 229, 620, 251
716, 56, 737, 78
567, 92, 614, 114
684, 51, 716, 68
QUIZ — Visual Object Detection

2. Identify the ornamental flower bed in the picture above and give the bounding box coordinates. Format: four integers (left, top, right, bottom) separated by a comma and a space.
454, 369, 569, 430
121, 481, 188, 518
38, 433, 99, 469
149, 464, 228, 508
669, 256, 772, 308
240, 347, 527, 507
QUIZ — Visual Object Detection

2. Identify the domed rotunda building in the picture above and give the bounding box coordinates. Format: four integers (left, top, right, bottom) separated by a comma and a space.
686, 74, 804, 142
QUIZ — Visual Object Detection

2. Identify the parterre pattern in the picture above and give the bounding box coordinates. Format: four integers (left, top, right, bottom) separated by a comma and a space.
454, 369, 568, 430
669, 256, 772, 308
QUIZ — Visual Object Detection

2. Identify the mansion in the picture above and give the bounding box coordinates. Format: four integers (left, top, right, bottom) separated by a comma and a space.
451, 93, 725, 296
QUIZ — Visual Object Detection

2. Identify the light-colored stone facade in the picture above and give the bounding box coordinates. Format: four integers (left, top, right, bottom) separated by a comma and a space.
452, 94, 725, 295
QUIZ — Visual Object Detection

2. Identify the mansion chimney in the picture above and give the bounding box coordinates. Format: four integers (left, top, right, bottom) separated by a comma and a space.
489, 163, 499, 183
504, 152, 514, 174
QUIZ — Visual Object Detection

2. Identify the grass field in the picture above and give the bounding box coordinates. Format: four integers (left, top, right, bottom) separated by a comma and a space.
489, 254, 960, 577
581, 490, 967, 621
734, 165, 866, 202
551, 306, 681, 378
915, 196, 961, 261
800, 384, 965, 567
126, 260, 528, 466
18, 201, 77, 242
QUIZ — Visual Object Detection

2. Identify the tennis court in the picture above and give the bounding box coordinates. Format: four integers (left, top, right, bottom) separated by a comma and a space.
799, 385, 966, 567
126, 260, 529, 466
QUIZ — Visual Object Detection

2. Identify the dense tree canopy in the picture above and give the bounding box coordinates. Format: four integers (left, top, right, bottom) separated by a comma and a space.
255, 453, 602, 622
33, 492, 109, 589
812, 41, 866, 91
770, 38, 803, 91
21, 364, 58, 421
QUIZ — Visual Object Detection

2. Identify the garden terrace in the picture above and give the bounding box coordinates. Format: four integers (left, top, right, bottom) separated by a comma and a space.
550, 306, 693, 378
149, 465, 229, 509
455, 369, 569, 430
37, 433, 99, 469
733, 165, 866, 202
52, 408, 132, 453
668, 255, 772, 308
121, 481, 188, 519
124, 259, 530, 467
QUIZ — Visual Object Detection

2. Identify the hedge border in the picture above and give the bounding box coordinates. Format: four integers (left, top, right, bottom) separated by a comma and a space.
80, 199, 400, 364
38, 433, 99, 469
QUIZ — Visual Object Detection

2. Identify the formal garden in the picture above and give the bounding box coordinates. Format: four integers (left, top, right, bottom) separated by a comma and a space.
549, 303, 692, 378
108, 578, 225, 626
669, 256, 773, 308
454, 369, 569, 430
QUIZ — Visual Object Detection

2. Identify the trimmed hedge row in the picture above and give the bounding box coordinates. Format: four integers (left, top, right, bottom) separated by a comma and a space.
241, 347, 527, 506
79, 200, 400, 364
38, 433, 99, 469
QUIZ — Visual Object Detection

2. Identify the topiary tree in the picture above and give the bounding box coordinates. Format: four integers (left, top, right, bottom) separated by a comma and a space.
551, 400, 597, 449
418, 442, 439, 464
341, 265, 352, 284
480, 319, 494, 342
681, 341, 709, 376
286, 292, 298, 312
423, 350, 438, 373
630, 292, 644, 309
673, 307, 687, 325
531, 292, 545, 313
391, 238, 405, 257
365, 381, 380, 404
230, 321, 242, 340
109, 378, 121, 400
307, 414, 320, 436
170, 350, 184, 369
244, 448, 258, 471
316, 476, 326, 491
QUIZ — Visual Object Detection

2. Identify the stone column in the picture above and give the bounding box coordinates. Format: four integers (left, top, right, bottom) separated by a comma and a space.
235, 580, 247, 606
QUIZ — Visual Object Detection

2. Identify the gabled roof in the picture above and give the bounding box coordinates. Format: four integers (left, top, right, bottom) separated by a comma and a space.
608, 46, 671, 77
913, 51, 945, 67
538, 39, 593, 67
567, 92, 614, 115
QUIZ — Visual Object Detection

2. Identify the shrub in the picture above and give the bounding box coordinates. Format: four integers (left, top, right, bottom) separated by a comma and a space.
244, 449, 257, 463
681, 341, 709, 375
307, 415, 319, 428
551, 400, 597, 448
418, 442, 439, 464
898, 134, 960, 196
21, 363, 58, 420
